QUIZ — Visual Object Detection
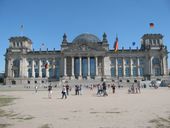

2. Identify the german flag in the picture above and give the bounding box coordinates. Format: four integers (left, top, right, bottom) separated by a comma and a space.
150, 23, 154, 28
114, 36, 118, 52
45, 63, 48, 69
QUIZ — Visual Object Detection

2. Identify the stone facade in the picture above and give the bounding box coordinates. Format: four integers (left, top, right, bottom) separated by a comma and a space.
4, 33, 169, 85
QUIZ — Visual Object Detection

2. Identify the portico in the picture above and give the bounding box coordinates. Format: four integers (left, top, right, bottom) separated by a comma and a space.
63, 56, 100, 79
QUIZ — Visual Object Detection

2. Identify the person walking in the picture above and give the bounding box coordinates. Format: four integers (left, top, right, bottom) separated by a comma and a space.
66, 84, 70, 96
48, 83, 52, 99
61, 85, 67, 99
34, 85, 38, 93
102, 82, 108, 96
111, 84, 115, 94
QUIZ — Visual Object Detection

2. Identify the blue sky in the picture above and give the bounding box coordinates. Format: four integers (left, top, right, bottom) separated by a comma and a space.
0, 0, 170, 73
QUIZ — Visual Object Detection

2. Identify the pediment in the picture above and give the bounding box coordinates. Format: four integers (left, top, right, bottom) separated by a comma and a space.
64, 43, 106, 52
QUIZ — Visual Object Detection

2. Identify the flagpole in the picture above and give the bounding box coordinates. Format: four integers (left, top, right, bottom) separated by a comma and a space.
114, 34, 119, 87
20, 25, 24, 36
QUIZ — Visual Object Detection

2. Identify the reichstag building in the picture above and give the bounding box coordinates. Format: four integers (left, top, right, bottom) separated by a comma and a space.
4, 33, 168, 85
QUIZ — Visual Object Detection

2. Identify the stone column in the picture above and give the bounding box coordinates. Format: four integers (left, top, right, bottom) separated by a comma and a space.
137, 58, 140, 76
79, 57, 82, 79
38, 59, 42, 77
122, 58, 125, 77
130, 58, 133, 76
19, 58, 23, 77
95, 56, 98, 76
5, 58, 9, 77
64, 57, 67, 76
22, 58, 28, 77
87, 57, 90, 79
163, 56, 166, 75
32, 59, 35, 77
165, 56, 169, 76
71, 57, 75, 78
6, 59, 13, 77
10, 59, 14, 78
7, 58, 13, 77
115, 58, 118, 76
150, 56, 153, 75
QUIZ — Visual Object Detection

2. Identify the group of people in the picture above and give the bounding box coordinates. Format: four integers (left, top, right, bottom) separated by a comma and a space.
33, 81, 143, 99
128, 82, 140, 94
47, 82, 116, 99
96, 82, 107, 96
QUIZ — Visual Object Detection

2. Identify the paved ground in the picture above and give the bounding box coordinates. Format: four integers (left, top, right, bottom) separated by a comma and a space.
0, 86, 170, 128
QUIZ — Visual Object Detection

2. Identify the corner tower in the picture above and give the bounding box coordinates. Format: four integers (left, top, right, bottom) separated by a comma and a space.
8, 36, 32, 52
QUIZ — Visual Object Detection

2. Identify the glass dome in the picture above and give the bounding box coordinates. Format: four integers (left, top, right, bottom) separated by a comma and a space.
72, 33, 101, 43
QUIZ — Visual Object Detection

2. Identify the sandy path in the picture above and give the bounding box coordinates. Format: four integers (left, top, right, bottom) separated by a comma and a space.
0, 87, 170, 128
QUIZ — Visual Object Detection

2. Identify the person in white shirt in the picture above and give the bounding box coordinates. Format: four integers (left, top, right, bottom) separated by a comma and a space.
61, 85, 67, 99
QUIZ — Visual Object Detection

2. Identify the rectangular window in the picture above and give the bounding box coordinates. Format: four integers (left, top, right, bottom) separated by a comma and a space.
42, 69, 46, 78
42, 60, 46, 66
155, 68, 160, 76
118, 67, 123, 77
153, 58, 160, 65
118, 58, 122, 65
28, 61, 32, 66
17, 42, 20, 47
140, 67, 144, 76
35, 61, 38, 66
28, 69, 32, 77
125, 59, 129, 65
125, 67, 130, 77
35, 68, 39, 78
56, 60, 60, 66
111, 59, 115, 65
111, 68, 115, 77
133, 67, 137, 77
139, 58, 144, 65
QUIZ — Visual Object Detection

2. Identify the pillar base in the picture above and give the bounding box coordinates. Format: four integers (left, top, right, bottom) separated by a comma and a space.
95, 75, 101, 80
71, 76, 75, 80
87, 76, 91, 79
78, 76, 82, 80
63, 75, 69, 80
